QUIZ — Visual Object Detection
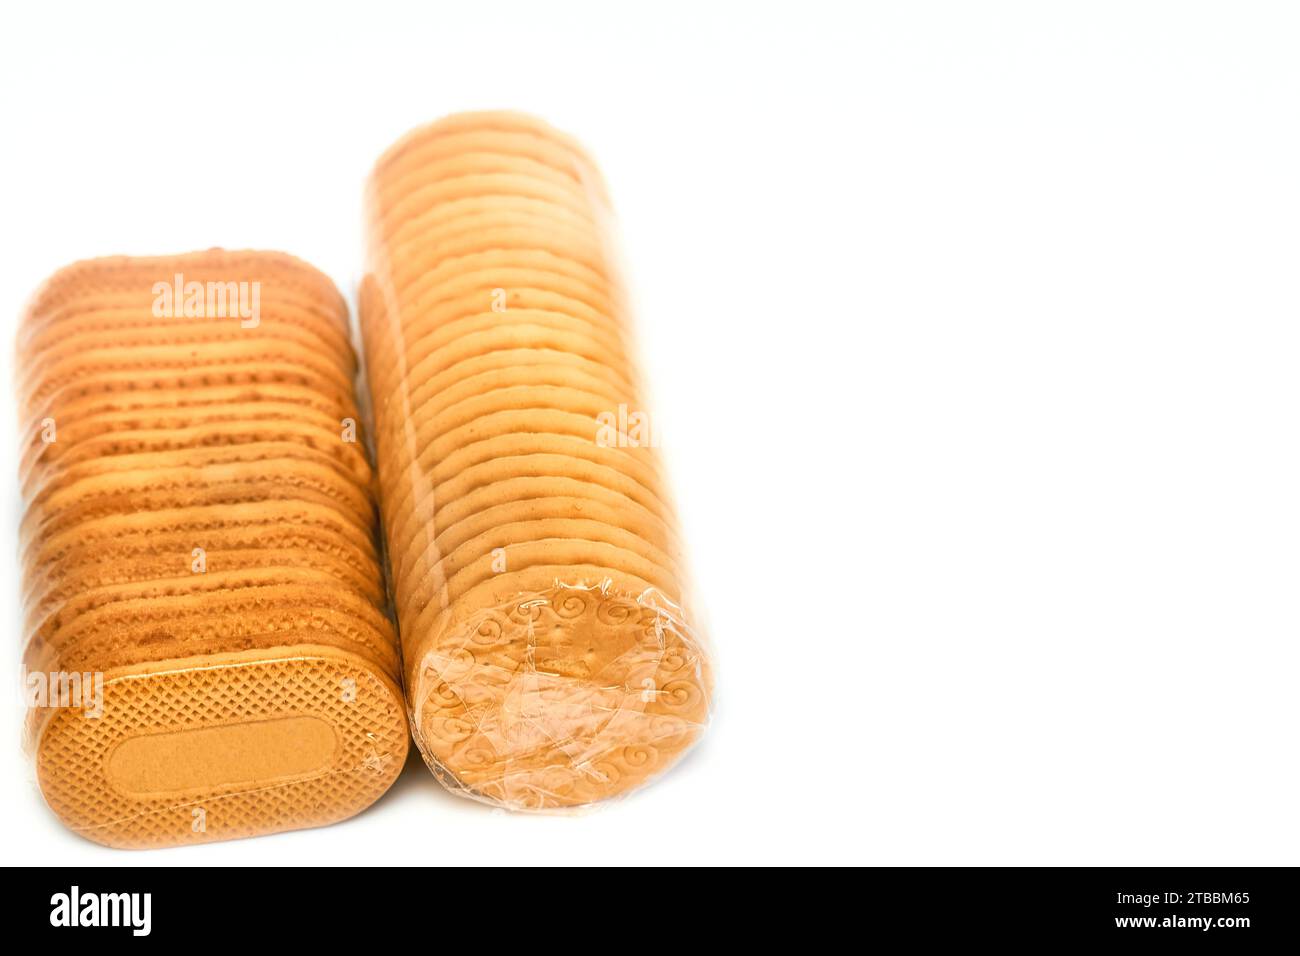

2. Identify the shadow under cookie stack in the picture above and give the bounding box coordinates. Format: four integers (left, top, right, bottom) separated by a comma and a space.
361, 112, 713, 809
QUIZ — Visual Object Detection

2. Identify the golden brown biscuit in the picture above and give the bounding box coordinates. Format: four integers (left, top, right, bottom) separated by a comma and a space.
24, 251, 346, 320
27, 582, 398, 675
21, 361, 359, 431
371, 162, 603, 243
404, 431, 674, 512
361, 114, 710, 810
371, 371, 653, 503
23, 502, 380, 623
19, 300, 355, 369
26, 547, 383, 637
19, 251, 406, 848
34, 645, 405, 849
376, 182, 602, 257
409, 566, 707, 809
22, 380, 355, 429
365, 264, 629, 331
22, 423, 371, 501
387, 448, 681, 576
370, 191, 601, 254
21, 457, 376, 553
390, 308, 635, 382
392, 248, 618, 314
372, 112, 610, 202
27, 567, 384, 656
26, 499, 377, 572
19, 339, 355, 415
382, 223, 614, 296
363, 284, 634, 404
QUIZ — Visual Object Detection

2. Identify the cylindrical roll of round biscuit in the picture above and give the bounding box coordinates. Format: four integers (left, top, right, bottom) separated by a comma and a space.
18, 250, 409, 848
361, 112, 713, 809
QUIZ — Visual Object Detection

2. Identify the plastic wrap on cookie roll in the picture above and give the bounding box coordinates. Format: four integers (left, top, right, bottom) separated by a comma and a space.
359, 111, 713, 809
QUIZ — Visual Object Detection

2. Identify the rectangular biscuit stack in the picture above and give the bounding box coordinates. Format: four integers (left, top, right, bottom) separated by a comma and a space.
361, 112, 712, 809
19, 250, 408, 847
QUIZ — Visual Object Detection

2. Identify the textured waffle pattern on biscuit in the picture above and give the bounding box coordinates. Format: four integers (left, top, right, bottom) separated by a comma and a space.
18, 250, 408, 848
361, 112, 713, 810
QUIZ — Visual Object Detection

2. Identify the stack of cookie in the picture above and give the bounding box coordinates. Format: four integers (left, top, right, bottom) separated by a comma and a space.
361, 112, 712, 809
18, 250, 408, 848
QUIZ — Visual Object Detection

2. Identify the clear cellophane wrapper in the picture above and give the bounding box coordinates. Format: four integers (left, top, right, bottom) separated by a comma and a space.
359, 112, 713, 809
16, 251, 408, 847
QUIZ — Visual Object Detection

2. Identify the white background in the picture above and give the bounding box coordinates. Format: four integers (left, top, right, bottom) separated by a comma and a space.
1, 0, 1297, 866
